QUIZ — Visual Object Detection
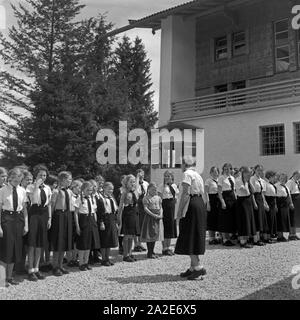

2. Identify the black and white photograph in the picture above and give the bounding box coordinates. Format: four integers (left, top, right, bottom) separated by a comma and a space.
0, 0, 300, 306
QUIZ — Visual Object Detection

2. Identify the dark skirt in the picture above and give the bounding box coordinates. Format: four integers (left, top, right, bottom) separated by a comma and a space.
138, 198, 146, 231
276, 197, 291, 232
218, 191, 236, 233
253, 193, 269, 233
50, 210, 73, 252
140, 213, 163, 242
265, 196, 278, 235
76, 214, 100, 251
290, 194, 300, 228
121, 205, 140, 236
175, 195, 207, 255
27, 205, 49, 248
236, 196, 256, 237
0, 211, 25, 264
99, 214, 118, 249
207, 194, 220, 231
162, 198, 177, 239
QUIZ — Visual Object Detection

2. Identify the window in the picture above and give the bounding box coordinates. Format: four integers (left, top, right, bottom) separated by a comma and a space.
274, 19, 290, 72
294, 122, 300, 153
215, 84, 228, 108
297, 31, 300, 68
232, 80, 246, 105
233, 31, 246, 56
215, 84, 228, 93
215, 36, 228, 61
260, 124, 285, 156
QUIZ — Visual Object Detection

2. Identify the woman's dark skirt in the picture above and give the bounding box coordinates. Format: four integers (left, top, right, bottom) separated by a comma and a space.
137, 198, 146, 232
76, 214, 100, 251
121, 205, 140, 236
27, 205, 49, 249
218, 191, 236, 233
253, 193, 269, 233
175, 195, 207, 255
100, 214, 118, 248
50, 210, 73, 252
162, 198, 177, 239
276, 197, 291, 232
290, 194, 300, 228
265, 196, 278, 235
0, 211, 25, 264
236, 196, 256, 237
207, 194, 220, 231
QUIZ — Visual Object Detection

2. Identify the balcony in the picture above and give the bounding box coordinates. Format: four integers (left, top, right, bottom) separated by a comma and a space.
171, 78, 300, 121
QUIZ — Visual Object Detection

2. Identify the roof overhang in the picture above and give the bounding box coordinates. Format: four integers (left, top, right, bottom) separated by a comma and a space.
103, 0, 257, 38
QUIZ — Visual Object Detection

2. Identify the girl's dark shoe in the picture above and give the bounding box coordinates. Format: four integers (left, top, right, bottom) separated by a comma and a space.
7, 278, 19, 285
187, 269, 206, 280
130, 255, 137, 261
60, 267, 69, 274
108, 260, 114, 266
277, 237, 288, 242
53, 267, 63, 276
79, 265, 87, 271
133, 246, 143, 252
240, 243, 253, 248
288, 235, 300, 241
209, 239, 219, 245
101, 260, 111, 267
263, 239, 273, 244
35, 271, 46, 280
253, 241, 265, 246
28, 273, 38, 282
85, 264, 92, 270
223, 240, 235, 247
123, 256, 135, 262
40, 264, 53, 273
162, 250, 173, 256
180, 269, 193, 278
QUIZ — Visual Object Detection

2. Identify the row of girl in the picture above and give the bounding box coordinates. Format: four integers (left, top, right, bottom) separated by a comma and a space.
0, 165, 180, 286
205, 163, 300, 248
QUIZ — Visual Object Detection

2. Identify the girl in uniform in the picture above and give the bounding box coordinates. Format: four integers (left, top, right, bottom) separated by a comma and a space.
50, 171, 73, 276
0, 168, 28, 286
235, 167, 256, 248
118, 175, 140, 263
141, 183, 164, 259
250, 165, 269, 245
27, 164, 52, 281
175, 157, 207, 281
205, 167, 221, 245
67, 180, 83, 267
98, 182, 119, 266
218, 163, 236, 246
75, 181, 100, 271
264, 171, 278, 241
276, 173, 293, 242
158, 171, 179, 255
116, 175, 126, 255
286, 171, 300, 240
0, 167, 7, 189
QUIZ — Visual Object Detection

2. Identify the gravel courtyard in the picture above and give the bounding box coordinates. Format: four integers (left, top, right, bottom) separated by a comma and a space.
1, 236, 300, 300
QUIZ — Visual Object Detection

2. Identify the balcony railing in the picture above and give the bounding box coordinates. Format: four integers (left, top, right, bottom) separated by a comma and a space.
171, 78, 300, 120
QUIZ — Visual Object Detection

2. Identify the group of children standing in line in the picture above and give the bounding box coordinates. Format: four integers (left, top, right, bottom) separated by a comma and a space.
205, 164, 300, 248
0, 165, 179, 287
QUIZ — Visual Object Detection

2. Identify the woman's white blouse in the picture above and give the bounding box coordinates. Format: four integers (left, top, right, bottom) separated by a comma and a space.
218, 175, 235, 192
250, 175, 266, 193
182, 167, 204, 195
158, 183, 179, 199
235, 177, 251, 197
275, 183, 289, 197
265, 181, 277, 197
74, 196, 97, 214
205, 178, 219, 194
286, 179, 300, 195
0, 184, 27, 211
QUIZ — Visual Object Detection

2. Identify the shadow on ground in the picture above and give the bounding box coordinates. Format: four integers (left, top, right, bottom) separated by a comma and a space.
108, 274, 190, 284
240, 275, 300, 300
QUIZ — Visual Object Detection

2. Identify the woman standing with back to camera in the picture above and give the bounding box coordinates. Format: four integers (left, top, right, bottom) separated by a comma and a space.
175, 156, 207, 281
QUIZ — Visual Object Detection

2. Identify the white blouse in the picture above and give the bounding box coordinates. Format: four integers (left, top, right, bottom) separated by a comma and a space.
205, 178, 219, 194
286, 179, 300, 195
275, 183, 290, 198
264, 181, 277, 197
182, 167, 204, 195
250, 175, 266, 193
218, 175, 235, 192
158, 183, 179, 199
102, 196, 118, 214
235, 177, 251, 197
0, 184, 27, 211
27, 183, 52, 207
74, 196, 97, 214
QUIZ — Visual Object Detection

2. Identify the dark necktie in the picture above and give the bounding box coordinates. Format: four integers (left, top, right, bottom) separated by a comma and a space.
167, 183, 176, 198
228, 177, 234, 191
296, 181, 300, 192
271, 183, 277, 193
281, 184, 289, 197
258, 179, 263, 193
40, 185, 47, 207
12, 186, 18, 211
248, 182, 253, 195
108, 197, 115, 213
140, 181, 145, 198
85, 197, 92, 215
62, 188, 70, 211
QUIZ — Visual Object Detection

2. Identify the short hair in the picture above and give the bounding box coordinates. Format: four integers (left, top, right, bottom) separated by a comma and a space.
163, 170, 174, 184
95, 175, 105, 183
81, 181, 92, 192
33, 164, 49, 178
210, 166, 220, 175
0, 167, 8, 175
278, 173, 288, 183
57, 171, 72, 182
222, 163, 233, 174
22, 170, 33, 180
136, 169, 144, 175
103, 182, 114, 189
70, 180, 83, 190
8, 167, 24, 181
265, 170, 277, 180
147, 182, 157, 191
183, 155, 196, 167
123, 174, 136, 191
290, 170, 300, 179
